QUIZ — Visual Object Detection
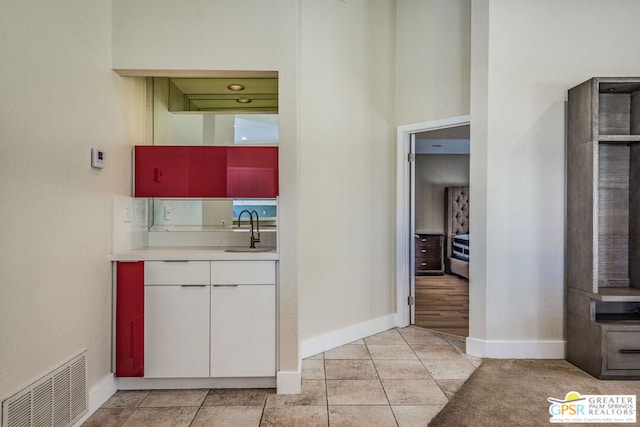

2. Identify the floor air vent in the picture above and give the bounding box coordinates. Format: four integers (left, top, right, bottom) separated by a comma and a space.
2, 352, 87, 427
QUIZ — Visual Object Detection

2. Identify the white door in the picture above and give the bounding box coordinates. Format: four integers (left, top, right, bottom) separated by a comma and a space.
409, 133, 416, 324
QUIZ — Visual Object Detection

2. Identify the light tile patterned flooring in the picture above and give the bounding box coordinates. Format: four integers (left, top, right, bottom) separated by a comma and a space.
83, 327, 481, 426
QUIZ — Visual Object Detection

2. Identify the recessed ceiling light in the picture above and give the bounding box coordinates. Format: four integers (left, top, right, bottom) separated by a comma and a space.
236, 98, 251, 104
228, 84, 245, 91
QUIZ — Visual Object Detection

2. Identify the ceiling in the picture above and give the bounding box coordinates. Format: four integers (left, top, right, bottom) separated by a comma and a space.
167, 77, 278, 113
415, 124, 470, 154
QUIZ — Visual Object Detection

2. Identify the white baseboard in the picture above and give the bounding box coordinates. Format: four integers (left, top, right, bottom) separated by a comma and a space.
466, 337, 566, 359
72, 373, 117, 427
276, 370, 301, 394
300, 314, 396, 359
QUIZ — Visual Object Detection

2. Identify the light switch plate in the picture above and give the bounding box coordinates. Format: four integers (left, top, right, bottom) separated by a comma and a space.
123, 205, 132, 223
91, 148, 105, 169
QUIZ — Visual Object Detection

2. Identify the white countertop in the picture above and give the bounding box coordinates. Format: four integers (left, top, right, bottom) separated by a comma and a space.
112, 246, 278, 261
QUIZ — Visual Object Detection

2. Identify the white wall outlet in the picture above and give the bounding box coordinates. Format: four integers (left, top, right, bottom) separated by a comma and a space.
164, 206, 172, 221
123, 205, 132, 223
91, 148, 105, 169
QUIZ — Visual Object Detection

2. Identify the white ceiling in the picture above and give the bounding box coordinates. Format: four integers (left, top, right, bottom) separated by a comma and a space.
415, 124, 470, 154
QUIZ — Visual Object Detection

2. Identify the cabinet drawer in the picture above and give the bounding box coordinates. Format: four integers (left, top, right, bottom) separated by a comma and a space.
607, 331, 640, 370
416, 240, 439, 250
211, 261, 275, 285
144, 261, 210, 285
416, 257, 440, 271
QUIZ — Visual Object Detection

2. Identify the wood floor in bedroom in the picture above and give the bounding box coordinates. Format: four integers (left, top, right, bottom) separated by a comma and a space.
414, 274, 469, 337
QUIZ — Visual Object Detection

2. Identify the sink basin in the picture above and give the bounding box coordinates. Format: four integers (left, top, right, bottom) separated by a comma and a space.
224, 247, 274, 253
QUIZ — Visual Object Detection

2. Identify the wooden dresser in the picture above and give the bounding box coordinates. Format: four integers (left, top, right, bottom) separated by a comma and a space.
415, 233, 444, 275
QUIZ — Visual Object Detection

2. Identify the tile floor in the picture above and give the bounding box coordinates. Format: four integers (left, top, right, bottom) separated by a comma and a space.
83, 327, 481, 427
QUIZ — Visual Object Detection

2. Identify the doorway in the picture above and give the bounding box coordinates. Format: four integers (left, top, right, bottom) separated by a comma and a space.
395, 116, 471, 336
413, 130, 469, 336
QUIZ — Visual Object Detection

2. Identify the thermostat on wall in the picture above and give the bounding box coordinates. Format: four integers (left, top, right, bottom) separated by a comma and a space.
91, 148, 105, 169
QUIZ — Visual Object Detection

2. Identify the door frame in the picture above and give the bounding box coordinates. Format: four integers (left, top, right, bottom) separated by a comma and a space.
395, 115, 471, 327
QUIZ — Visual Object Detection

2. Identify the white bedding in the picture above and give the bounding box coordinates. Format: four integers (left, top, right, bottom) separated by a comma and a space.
452, 234, 469, 261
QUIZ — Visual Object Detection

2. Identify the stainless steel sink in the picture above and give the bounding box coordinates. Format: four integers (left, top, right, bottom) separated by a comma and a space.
224, 247, 274, 253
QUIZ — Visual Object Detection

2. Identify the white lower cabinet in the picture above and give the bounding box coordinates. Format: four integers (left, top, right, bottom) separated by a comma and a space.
211, 284, 276, 377
144, 285, 210, 378
143, 260, 276, 379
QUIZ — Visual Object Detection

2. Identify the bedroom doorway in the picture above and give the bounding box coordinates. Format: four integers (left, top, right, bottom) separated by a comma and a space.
395, 115, 471, 337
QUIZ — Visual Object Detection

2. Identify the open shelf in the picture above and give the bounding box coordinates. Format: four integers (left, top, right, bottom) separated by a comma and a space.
599, 135, 640, 143
593, 287, 640, 302
596, 313, 640, 323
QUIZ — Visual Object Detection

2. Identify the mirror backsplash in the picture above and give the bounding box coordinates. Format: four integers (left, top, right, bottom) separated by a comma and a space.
150, 198, 277, 232
149, 76, 278, 232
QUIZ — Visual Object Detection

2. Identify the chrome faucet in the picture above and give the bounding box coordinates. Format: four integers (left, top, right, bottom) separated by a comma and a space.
238, 209, 261, 248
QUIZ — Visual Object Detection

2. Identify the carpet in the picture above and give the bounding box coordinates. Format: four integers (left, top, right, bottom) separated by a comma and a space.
429, 359, 640, 427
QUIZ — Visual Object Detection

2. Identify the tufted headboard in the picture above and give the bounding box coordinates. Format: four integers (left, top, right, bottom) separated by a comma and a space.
446, 186, 469, 237
444, 186, 470, 278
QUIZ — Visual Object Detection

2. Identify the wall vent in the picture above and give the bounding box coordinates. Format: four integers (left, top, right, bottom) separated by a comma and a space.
1, 352, 87, 427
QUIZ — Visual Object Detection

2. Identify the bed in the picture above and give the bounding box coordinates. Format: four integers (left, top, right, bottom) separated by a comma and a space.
445, 186, 469, 279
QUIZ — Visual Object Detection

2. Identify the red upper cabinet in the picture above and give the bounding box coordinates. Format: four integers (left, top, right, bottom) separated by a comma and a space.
226, 147, 279, 198
134, 146, 277, 198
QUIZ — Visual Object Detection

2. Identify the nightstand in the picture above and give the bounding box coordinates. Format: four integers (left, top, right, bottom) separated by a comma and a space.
415, 233, 444, 275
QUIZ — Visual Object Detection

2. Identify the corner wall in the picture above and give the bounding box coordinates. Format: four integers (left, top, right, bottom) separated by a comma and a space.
297, 0, 397, 348
0, 0, 146, 400
469, 0, 640, 357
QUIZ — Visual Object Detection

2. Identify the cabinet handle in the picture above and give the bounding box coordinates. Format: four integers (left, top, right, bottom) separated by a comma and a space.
619, 349, 640, 354
164, 260, 189, 263
421, 249, 426, 253
213, 284, 239, 287
180, 284, 207, 287
421, 263, 427, 266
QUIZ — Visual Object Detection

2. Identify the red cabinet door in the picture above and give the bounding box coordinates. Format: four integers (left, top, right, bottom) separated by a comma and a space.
134, 146, 189, 197
115, 261, 144, 377
226, 146, 279, 198
134, 145, 278, 198
188, 146, 227, 197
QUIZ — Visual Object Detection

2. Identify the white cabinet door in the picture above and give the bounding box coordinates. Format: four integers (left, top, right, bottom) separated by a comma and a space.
210, 284, 275, 377
145, 285, 210, 378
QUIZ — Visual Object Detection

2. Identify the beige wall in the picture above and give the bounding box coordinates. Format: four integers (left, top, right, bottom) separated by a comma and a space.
469, 0, 640, 353
396, 0, 471, 125
0, 0, 146, 399
415, 155, 470, 233
298, 0, 396, 341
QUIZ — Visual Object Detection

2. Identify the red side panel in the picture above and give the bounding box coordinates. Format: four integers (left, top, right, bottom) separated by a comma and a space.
116, 261, 144, 377
226, 146, 279, 198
